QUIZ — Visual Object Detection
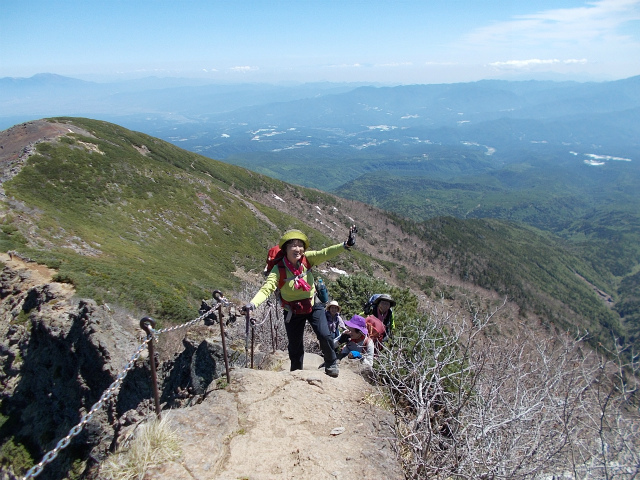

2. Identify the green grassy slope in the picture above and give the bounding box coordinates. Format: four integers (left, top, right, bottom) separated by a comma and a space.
0, 118, 351, 324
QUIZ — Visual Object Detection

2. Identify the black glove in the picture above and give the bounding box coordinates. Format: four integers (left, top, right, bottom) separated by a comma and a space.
241, 303, 255, 313
338, 332, 350, 344
345, 225, 357, 247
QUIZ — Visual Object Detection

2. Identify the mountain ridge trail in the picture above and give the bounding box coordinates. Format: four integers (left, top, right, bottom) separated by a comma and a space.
0, 252, 403, 479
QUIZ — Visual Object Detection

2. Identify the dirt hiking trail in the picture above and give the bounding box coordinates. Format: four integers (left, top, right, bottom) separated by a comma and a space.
148, 352, 402, 480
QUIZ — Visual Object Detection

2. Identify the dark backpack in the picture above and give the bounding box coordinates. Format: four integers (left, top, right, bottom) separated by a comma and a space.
363, 294, 382, 315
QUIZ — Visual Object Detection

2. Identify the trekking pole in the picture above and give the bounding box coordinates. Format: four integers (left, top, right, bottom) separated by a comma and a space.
140, 317, 162, 418
212, 290, 231, 384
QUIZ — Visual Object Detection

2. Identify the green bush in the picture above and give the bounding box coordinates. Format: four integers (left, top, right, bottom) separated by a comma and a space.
0, 438, 34, 476
52, 273, 76, 285
328, 273, 418, 318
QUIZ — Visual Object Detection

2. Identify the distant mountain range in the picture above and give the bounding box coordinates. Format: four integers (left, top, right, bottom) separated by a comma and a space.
2, 75, 638, 197
2, 74, 638, 156
0, 73, 363, 122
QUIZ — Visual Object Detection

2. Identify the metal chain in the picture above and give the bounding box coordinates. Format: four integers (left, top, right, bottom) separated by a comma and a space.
23, 338, 150, 480
251, 306, 274, 328
154, 297, 233, 335
23, 300, 235, 479
250, 299, 278, 328
216, 296, 231, 307
153, 309, 211, 335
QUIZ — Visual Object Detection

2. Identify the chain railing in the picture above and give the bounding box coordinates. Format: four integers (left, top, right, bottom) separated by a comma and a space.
22, 340, 150, 479
21, 290, 242, 480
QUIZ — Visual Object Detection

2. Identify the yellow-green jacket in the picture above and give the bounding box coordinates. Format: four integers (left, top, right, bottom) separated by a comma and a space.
251, 243, 347, 308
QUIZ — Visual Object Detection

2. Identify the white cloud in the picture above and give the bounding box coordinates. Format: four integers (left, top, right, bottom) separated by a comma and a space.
374, 62, 413, 67
462, 0, 640, 64
489, 58, 588, 69
564, 58, 589, 64
327, 63, 363, 68
229, 66, 259, 73
470, 0, 640, 43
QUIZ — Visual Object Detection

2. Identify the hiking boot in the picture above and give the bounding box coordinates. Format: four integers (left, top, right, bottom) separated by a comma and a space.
325, 363, 339, 378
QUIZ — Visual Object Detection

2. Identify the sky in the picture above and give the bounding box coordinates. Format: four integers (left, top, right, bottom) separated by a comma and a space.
2, 0, 640, 85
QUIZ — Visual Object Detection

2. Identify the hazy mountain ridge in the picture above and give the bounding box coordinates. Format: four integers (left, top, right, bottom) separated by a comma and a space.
3, 74, 639, 152
0, 74, 363, 120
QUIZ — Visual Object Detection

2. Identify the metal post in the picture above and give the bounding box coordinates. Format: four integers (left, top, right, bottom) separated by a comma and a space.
244, 309, 251, 368
250, 320, 255, 369
269, 306, 276, 353
140, 317, 161, 418
212, 290, 231, 384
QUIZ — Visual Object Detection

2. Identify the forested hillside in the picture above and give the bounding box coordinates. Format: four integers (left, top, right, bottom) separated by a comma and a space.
335, 151, 640, 348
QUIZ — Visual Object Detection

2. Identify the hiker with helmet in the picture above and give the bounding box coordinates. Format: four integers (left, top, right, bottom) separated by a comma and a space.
243, 226, 357, 377
325, 300, 346, 341
334, 315, 375, 367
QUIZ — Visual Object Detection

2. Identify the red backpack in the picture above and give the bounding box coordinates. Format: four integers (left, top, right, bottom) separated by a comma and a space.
365, 315, 386, 350
265, 245, 282, 273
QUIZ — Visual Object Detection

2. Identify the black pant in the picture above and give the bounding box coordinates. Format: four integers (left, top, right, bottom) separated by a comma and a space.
284, 302, 337, 371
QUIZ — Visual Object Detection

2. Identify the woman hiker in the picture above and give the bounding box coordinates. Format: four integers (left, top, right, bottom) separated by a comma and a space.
370, 293, 396, 340
334, 315, 375, 368
242, 226, 357, 377
325, 300, 346, 341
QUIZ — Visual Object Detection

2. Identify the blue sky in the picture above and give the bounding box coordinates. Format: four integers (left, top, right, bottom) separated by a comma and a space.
2, 0, 639, 84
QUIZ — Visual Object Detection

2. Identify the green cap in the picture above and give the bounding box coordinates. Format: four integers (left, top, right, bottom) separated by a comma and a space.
279, 229, 309, 249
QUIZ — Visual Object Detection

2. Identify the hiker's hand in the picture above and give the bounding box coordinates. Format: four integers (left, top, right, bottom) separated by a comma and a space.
349, 350, 362, 359
345, 225, 357, 247
338, 332, 350, 344
241, 303, 254, 314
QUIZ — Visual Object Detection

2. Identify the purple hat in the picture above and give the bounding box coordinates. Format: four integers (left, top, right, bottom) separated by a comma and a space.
344, 315, 368, 336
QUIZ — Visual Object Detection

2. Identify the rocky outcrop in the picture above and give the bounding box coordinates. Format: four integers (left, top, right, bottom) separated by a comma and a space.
0, 258, 230, 479
0, 256, 139, 478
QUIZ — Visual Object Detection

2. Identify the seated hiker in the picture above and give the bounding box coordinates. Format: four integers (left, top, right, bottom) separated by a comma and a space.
243, 226, 357, 378
325, 300, 346, 341
370, 294, 396, 340
334, 315, 375, 367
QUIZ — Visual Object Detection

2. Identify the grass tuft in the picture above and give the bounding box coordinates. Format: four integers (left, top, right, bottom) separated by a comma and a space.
98, 415, 181, 480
